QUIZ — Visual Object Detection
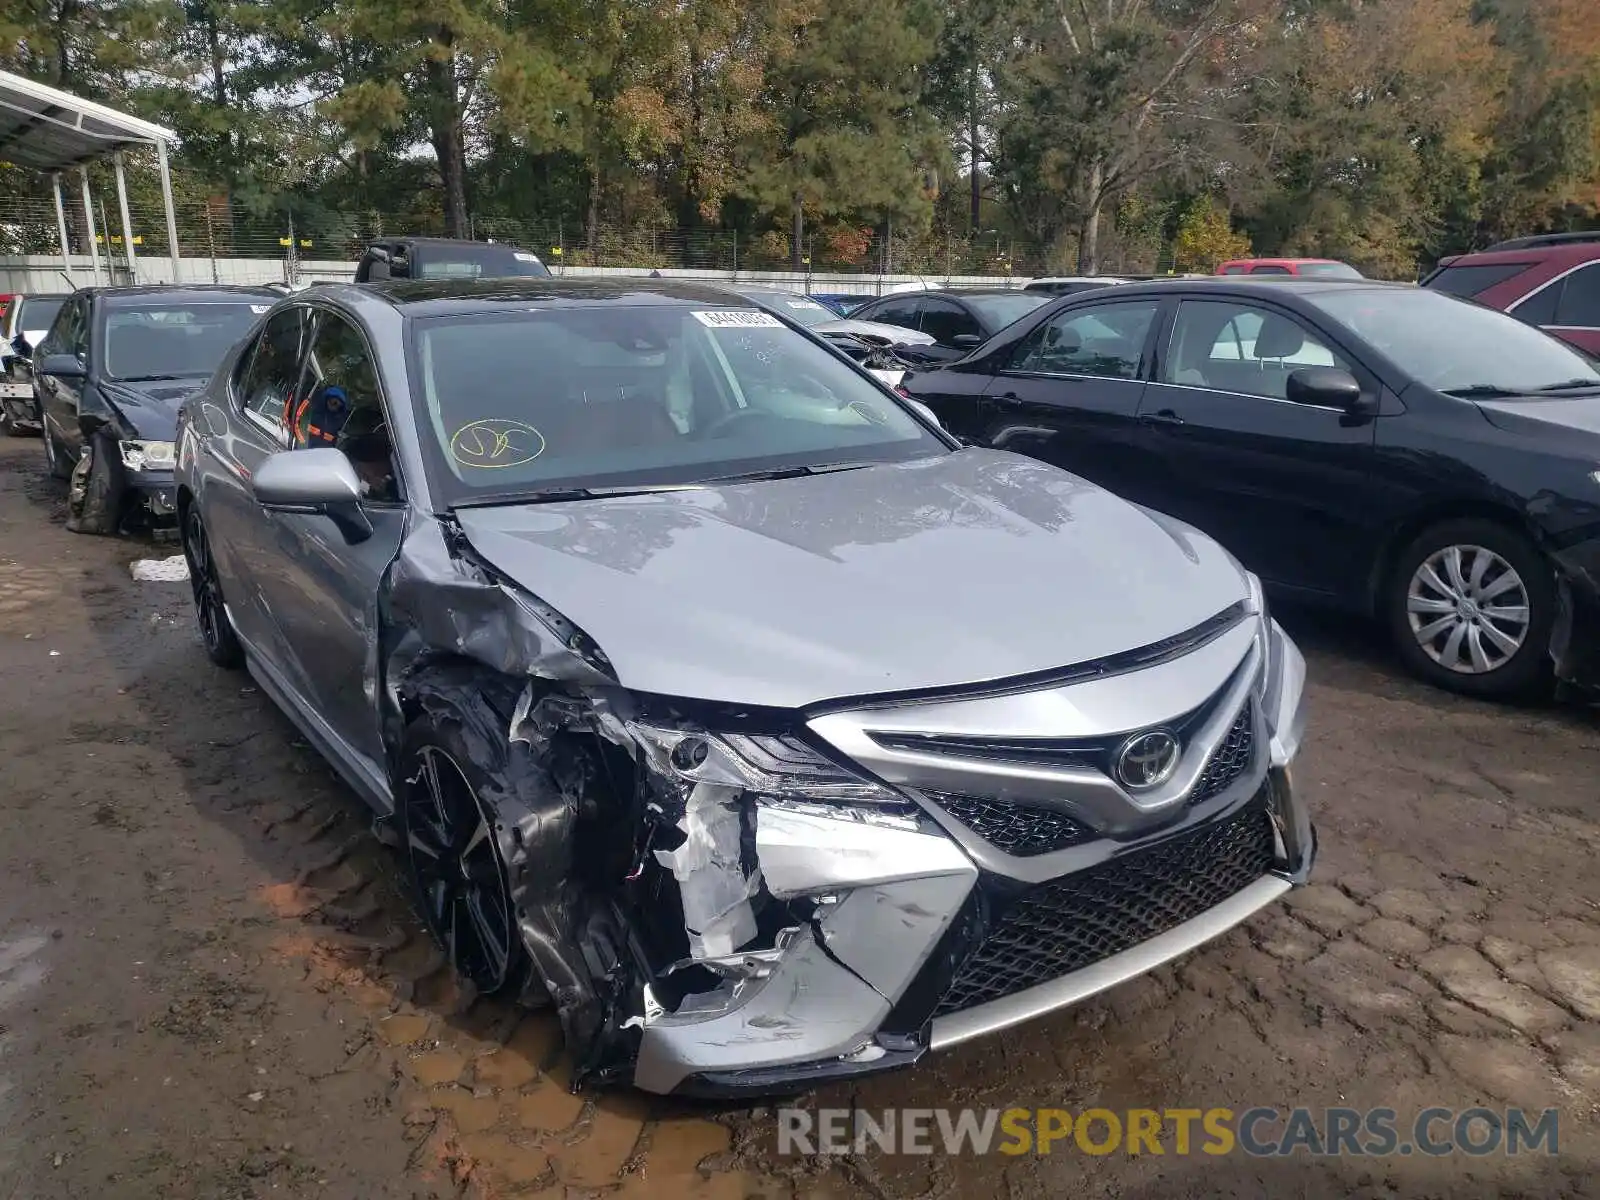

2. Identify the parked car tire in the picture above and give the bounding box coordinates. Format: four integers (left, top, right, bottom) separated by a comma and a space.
39, 413, 70, 479
397, 682, 533, 999
65, 429, 122, 535
182, 508, 246, 669
1385, 517, 1554, 700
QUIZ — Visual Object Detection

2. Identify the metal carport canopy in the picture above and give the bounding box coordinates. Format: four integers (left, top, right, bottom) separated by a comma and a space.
0, 69, 182, 284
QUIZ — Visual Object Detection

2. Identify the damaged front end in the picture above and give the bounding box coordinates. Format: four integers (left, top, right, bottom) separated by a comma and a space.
382, 523, 1313, 1098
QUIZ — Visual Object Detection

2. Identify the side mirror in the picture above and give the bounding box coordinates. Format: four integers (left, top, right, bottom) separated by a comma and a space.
950, 333, 983, 350
1287, 367, 1374, 416
252, 447, 372, 543
905, 398, 943, 429
37, 353, 84, 379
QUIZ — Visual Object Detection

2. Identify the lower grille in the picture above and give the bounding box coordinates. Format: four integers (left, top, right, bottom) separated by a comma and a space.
1191, 702, 1254, 804
931, 793, 1094, 857
931, 796, 1277, 1017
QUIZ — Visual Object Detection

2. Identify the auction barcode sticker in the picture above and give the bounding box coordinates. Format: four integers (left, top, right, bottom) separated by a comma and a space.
692, 310, 783, 328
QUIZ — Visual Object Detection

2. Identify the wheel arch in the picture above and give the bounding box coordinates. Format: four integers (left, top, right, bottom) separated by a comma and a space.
1365, 498, 1545, 615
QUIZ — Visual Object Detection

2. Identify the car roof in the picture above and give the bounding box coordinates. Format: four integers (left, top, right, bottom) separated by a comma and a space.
1220, 257, 1345, 266
1437, 241, 1600, 268
329, 277, 777, 317
911, 288, 1032, 299
95, 284, 281, 307
1051, 277, 1403, 302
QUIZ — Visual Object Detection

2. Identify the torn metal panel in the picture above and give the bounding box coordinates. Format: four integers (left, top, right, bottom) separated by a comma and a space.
807, 874, 976, 1005
652, 782, 760, 959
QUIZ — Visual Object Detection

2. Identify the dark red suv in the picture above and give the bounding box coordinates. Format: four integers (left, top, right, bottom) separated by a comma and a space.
1422, 232, 1600, 356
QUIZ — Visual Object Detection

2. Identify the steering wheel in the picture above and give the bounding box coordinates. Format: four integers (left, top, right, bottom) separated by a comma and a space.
694, 407, 779, 440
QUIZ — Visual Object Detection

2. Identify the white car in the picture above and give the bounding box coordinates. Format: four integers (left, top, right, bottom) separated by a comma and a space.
2, 292, 69, 435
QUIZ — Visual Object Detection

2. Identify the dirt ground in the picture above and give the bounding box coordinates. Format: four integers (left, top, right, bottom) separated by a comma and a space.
2, 434, 1600, 1200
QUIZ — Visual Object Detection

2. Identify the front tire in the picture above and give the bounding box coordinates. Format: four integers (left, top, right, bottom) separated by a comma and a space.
64, 429, 122, 535
397, 687, 531, 998
1384, 517, 1553, 700
182, 508, 245, 669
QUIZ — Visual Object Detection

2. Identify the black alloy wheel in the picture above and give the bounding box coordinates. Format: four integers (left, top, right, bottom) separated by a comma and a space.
399, 745, 521, 995
183, 509, 245, 669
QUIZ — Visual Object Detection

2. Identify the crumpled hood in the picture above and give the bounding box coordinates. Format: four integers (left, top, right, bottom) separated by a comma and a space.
452, 450, 1251, 709
815, 318, 936, 347
99, 377, 209, 440
1476, 395, 1600, 440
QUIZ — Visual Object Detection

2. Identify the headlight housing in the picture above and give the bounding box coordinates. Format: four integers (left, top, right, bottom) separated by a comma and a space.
628, 724, 901, 806
120, 440, 176, 471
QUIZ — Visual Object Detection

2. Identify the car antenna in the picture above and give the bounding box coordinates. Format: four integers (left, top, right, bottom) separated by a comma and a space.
58, 271, 78, 291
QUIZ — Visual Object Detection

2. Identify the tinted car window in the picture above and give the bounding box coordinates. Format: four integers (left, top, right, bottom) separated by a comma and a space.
40, 299, 83, 357
961, 292, 1050, 331
1308, 288, 1600, 395
16, 296, 65, 336
1423, 261, 1533, 297
238, 306, 311, 426
1554, 264, 1600, 327
1011, 301, 1159, 379
410, 307, 945, 499
103, 300, 268, 381
1296, 262, 1363, 278
1164, 300, 1346, 399
409, 243, 551, 280
1512, 279, 1562, 325
860, 297, 922, 329
919, 298, 983, 344
293, 311, 398, 502
1250, 265, 1292, 275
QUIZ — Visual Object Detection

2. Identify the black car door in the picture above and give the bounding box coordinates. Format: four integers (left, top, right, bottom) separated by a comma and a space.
1135, 296, 1378, 599
37, 297, 90, 458
977, 298, 1165, 499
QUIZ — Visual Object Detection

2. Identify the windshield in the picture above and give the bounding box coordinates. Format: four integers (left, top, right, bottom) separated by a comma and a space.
410, 306, 947, 501
1297, 262, 1363, 279
103, 300, 270, 381
411, 244, 551, 280
18, 296, 65, 334
963, 292, 1051, 330
1307, 288, 1600, 395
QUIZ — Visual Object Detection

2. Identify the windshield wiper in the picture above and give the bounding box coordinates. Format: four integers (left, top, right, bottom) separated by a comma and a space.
702, 461, 882, 485
1531, 378, 1600, 392
119, 373, 196, 382
1440, 384, 1526, 398
455, 483, 707, 507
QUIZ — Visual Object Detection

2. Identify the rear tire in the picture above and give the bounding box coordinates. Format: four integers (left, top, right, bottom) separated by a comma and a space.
1384, 517, 1553, 701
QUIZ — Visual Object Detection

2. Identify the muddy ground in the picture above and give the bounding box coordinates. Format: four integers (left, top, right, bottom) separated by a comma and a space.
2, 434, 1599, 1199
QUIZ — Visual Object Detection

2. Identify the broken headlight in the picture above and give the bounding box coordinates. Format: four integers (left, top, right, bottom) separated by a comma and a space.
120, 439, 176, 471
629, 725, 901, 806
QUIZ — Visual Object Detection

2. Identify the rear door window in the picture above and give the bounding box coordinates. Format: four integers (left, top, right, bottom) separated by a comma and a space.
919, 298, 983, 344
861, 297, 922, 329
1554, 264, 1600, 328
1513, 279, 1563, 326
1010, 301, 1159, 378
1423, 261, 1533, 298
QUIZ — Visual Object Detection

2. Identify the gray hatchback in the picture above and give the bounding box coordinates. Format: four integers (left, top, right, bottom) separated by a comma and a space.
175, 278, 1315, 1095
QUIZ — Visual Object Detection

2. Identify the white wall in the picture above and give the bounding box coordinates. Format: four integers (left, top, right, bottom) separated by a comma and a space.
0, 253, 1025, 296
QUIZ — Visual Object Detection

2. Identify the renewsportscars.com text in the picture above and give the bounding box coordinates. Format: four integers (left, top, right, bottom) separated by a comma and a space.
777, 1106, 1560, 1158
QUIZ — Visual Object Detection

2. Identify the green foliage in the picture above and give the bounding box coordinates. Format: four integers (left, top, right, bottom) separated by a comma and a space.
0, 0, 1595, 271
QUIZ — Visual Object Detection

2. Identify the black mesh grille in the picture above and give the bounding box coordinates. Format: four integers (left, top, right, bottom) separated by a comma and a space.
932, 797, 1277, 1017
932, 794, 1095, 857
1191, 703, 1254, 804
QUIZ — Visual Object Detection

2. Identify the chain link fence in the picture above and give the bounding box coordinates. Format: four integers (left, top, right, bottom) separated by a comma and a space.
1, 192, 1175, 280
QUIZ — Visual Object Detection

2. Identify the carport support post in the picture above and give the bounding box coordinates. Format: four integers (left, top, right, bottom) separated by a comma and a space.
113, 152, 138, 285
156, 139, 182, 284
51, 173, 75, 286
78, 168, 103, 286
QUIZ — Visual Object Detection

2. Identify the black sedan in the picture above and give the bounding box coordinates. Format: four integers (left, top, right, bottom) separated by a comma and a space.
849, 288, 1049, 364
32, 285, 278, 534
904, 277, 1600, 700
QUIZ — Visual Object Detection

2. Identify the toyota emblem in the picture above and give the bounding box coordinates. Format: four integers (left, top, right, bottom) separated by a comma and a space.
1115, 730, 1181, 790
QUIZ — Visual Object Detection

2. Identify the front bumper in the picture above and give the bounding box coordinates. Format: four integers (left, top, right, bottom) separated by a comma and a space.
636, 612, 1315, 1096
1550, 535, 1600, 691
124, 467, 179, 522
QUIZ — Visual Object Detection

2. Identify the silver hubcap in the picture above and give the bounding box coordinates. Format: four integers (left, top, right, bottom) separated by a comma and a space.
1406, 544, 1530, 675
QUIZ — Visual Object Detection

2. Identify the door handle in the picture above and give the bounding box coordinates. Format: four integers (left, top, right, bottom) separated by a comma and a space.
998, 391, 1021, 401
1139, 409, 1185, 427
